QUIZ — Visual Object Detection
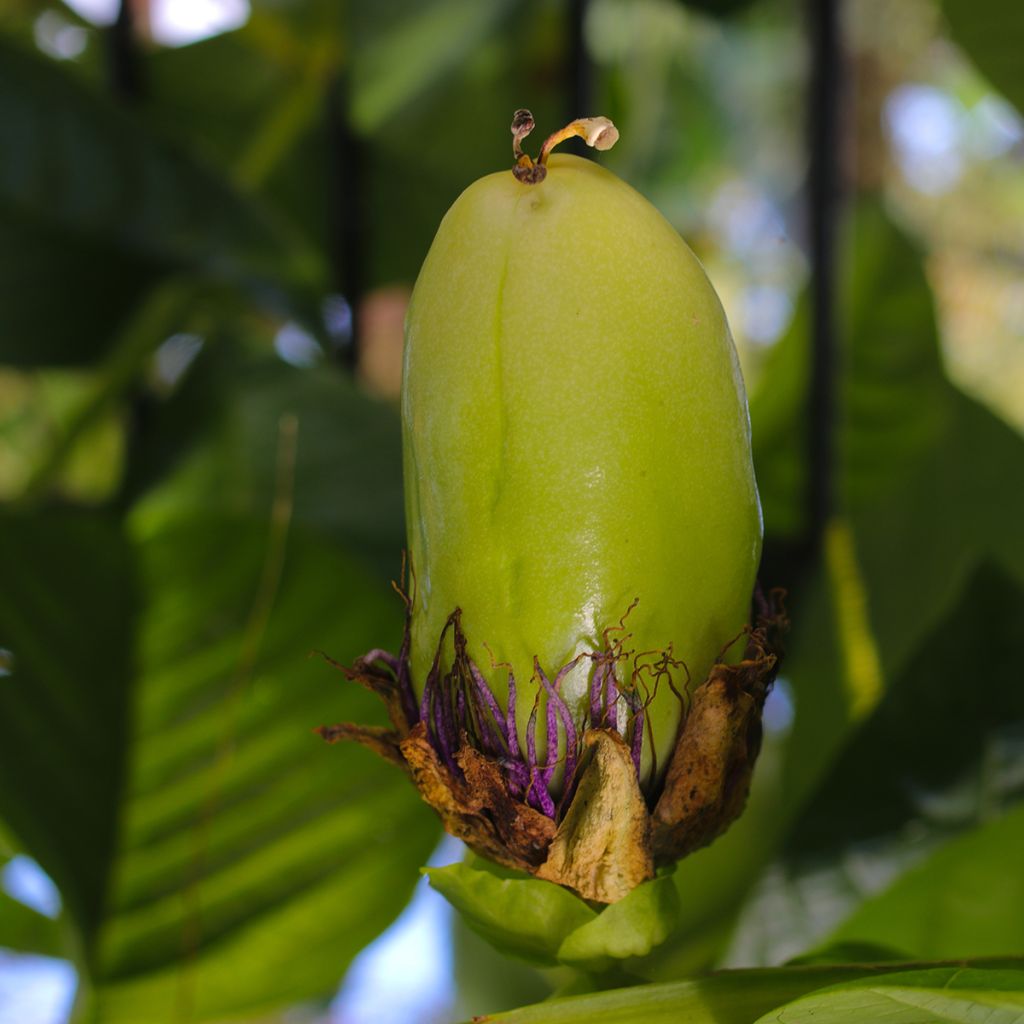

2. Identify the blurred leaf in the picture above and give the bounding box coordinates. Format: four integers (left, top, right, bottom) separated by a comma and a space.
143, 4, 555, 296
825, 803, 1024, 960
479, 961, 1024, 1024
787, 941, 911, 966
675, 0, 760, 19
750, 298, 809, 540
88, 516, 436, 1021
350, 0, 514, 134
0, 889, 65, 957
941, 0, 1024, 113
752, 201, 1024, 789
127, 343, 405, 577
426, 857, 597, 966
0, 366, 125, 503
144, 21, 338, 261
0, 508, 135, 941
1, 342, 438, 1018
788, 563, 1024, 855
753, 967, 1024, 1024
722, 567, 1024, 966
724, 202, 1024, 968
0, 36, 323, 367
0, 206, 163, 368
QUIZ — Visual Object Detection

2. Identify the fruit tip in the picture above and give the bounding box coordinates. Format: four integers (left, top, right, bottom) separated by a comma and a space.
510, 110, 619, 183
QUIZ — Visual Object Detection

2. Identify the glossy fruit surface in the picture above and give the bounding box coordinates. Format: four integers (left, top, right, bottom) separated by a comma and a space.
402, 152, 762, 782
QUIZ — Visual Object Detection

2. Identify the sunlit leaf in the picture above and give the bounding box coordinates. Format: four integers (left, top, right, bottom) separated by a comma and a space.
0, 509, 135, 940
753, 967, 1024, 1023
88, 516, 436, 1021
481, 960, 1024, 1024
824, 803, 1024, 959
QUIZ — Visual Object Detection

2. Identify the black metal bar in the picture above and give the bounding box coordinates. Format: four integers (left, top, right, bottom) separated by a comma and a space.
804, 0, 841, 563
565, 0, 592, 155
108, 0, 144, 102
567, 0, 591, 116
326, 71, 364, 371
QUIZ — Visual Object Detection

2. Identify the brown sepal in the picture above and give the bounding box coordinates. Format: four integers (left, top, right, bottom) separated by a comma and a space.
315, 648, 414, 736
314, 722, 407, 771
318, 589, 787, 903
650, 591, 786, 862
399, 724, 555, 874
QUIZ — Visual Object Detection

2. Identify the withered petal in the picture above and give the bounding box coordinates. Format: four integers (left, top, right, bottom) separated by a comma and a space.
400, 724, 554, 874
536, 729, 654, 904
314, 722, 407, 771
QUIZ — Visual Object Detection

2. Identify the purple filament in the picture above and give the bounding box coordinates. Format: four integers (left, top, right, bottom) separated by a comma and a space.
536, 658, 580, 792
466, 660, 508, 756
411, 611, 662, 818
629, 703, 644, 776
502, 669, 529, 799
525, 700, 556, 817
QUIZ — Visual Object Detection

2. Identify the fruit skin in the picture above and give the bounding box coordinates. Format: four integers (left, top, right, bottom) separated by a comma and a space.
402, 152, 762, 783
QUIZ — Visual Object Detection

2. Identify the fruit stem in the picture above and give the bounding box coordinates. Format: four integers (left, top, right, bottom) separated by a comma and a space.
511, 110, 619, 184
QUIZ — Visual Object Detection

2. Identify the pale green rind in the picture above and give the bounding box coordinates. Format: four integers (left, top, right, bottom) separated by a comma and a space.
753, 968, 1024, 1024
403, 153, 762, 776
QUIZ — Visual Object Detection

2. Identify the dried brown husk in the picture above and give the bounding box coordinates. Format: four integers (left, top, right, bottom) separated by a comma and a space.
317, 590, 786, 903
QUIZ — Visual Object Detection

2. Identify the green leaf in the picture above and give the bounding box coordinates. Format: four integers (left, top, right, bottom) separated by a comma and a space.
787, 563, 1024, 855
127, 344, 405, 577
425, 857, 597, 966
0, 508, 136, 941
941, 0, 1024, 112
480, 962, 1020, 1024
556, 873, 681, 972
753, 968, 1024, 1023
0, 206, 162, 368
86, 516, 436, 1021
0, 37, 322, 366
752, 200, 1024, 810
350, 0, 514, 133
0, 889, 65, 958
710, 197, 1024, 971
825, 802, 1024, 959
429, 859, 682, 973
1, 346, 438, 1019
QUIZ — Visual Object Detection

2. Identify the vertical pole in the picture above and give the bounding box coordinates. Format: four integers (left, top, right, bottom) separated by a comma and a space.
108, 0, 144, 102
805, 0, 841, 565
567, 0, 591, 120
326, 71, 364, 371
565, 0, 592, 155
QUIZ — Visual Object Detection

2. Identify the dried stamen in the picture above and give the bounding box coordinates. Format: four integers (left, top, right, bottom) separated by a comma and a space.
511, 109, 619, 184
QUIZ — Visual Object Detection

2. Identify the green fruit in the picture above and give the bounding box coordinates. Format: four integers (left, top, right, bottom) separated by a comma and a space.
401, 128, 761, 793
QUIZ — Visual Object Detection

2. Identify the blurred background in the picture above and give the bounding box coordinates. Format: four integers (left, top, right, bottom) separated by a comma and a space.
0, 0, 1022, 1021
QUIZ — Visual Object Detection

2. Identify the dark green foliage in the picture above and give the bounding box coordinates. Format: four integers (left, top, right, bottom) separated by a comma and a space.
0, 1, 1022, 1021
